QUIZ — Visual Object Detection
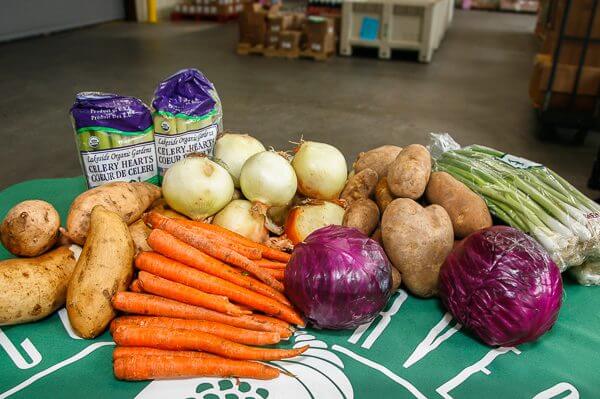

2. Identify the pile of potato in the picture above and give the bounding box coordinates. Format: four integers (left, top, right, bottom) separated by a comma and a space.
342, 144, 492, 298
0, 182, 161, 337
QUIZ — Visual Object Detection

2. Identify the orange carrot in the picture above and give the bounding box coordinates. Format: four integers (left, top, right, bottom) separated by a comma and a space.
145, 213, 283, 291
147, 229, 290, 305
110, 316, 282, 346
181, 220, 292, 262
135, 252, 305, 326
113, 346, 217, 360
114, 354, 280, 380
137, 271, 249, 316
255, 260, 287, 269
249, 314, 294, 334
129, 279, 143, 293
262, 268, 285, 280
113, 325, 309, 361
111, 292, 285, 332
145, 213, 262, 260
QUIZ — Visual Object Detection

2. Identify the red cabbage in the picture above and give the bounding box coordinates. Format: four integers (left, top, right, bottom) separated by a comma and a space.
439, 226, 563, 346
284, 225, 393, 329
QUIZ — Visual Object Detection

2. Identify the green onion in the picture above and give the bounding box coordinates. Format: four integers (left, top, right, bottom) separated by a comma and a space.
435, 145, 600, 272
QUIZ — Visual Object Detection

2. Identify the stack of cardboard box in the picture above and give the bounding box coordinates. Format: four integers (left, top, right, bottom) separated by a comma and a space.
529, 0, 600, 111
173, 0, 243, 19
239, 5, 337, 59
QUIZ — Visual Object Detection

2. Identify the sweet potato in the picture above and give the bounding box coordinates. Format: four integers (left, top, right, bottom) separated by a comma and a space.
387, 144, 432, 200
67, 206, 134, 338
1, 200, 61, 257
381, 198, 453, 298
342, 199, 380, 236
149, 198, 189, 220
353, 145, 403, 177
374, 177, 394, 213
340, 168, 378, 205
0, 245, 80, 325
63, 182, 161, 245
129, 219, 152, 254
425, 172, 492, 238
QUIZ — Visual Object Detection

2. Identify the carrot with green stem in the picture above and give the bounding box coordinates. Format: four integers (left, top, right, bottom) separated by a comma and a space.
145, 213, 283, 291
110, 316, 282, 346
180, 219, 291, 262
137, 271, 249, 316
147, 229, 290, 306
111, 292, 286, 332
112, 325, 309, 360
135, 252, 305, 326
114, 354, 280, 380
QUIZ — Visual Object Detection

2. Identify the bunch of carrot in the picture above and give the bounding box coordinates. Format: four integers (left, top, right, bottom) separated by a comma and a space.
110, 213, 306, 381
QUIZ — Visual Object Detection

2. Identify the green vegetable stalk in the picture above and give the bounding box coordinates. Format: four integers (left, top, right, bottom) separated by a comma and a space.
434, 141, 600, 272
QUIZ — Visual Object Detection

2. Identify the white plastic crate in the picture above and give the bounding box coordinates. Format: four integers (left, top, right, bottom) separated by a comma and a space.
340, 0, 449, 62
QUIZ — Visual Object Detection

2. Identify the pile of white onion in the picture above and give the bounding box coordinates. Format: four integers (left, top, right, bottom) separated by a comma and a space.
162, 135, 350, 244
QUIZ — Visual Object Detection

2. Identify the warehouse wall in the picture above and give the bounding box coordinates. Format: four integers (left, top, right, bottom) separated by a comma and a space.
0, 0, 125, 42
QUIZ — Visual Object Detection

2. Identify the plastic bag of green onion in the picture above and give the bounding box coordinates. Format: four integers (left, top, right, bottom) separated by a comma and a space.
430, 133, 600, 276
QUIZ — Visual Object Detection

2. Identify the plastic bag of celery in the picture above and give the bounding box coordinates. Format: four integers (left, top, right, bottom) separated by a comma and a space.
429, 133, 600, 276
151, 68, 223, 181
70, 92, 159, 188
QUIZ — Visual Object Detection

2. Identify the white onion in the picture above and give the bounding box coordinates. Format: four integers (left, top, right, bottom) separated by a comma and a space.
214, 133, 266, 187
212, 200, 268, 242
292, 141, 347, 200
240, 151, 297, 207
162, 156, 234, 220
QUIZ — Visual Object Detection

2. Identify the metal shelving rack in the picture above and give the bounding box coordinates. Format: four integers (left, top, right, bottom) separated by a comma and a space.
538, 0, 600, 144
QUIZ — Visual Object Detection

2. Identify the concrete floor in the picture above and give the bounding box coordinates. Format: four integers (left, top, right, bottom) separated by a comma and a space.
1, 10, 598, 196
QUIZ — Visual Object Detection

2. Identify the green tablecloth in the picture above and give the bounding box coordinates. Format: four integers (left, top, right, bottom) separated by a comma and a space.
0, 177, 597, 399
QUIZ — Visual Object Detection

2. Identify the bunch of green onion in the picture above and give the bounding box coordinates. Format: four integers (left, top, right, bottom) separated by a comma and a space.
435, 144, 600, 272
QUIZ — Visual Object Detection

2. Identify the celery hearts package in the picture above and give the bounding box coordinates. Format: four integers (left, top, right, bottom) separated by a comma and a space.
151, 68, 223, 180
70, 92, 159, 188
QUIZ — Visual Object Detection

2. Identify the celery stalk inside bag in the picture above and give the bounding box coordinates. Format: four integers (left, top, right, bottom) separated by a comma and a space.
430, 133, 600, 277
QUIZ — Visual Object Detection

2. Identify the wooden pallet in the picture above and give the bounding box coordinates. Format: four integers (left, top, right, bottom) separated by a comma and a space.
237, 43, 334, 61
171, 11, 239, 23
236, 43, 266, 55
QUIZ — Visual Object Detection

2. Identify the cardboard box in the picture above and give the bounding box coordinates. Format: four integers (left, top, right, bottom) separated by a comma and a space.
305, 16, 336, 54
265, 13, 293, 47
279, 30, 303, 51
267, 14, 293, 33
529, 54, 600, 111
540, 0, 600, 67
290, 12, 306, 30
265, 31, 280, 48
239, 5, 268, 45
